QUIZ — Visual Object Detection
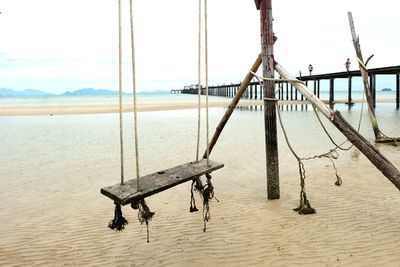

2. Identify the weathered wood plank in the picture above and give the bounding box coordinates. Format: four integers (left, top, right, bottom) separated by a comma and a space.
101, 159, 224, 205
260, 0, 280, 200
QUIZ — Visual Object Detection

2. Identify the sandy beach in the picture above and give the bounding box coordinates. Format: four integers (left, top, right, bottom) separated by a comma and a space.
1, 102, 400, 266
0, 98, 396, 116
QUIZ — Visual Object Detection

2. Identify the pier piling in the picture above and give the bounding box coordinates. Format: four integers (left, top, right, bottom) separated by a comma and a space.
397, 73, 400, 109
259, 0, 279, 200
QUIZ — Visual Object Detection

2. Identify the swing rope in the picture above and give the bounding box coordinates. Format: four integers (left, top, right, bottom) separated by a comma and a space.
118, 0, 125, 186
129, 0, 153, 242
195, 0, 202, 162
109, 0, 215, 237
108, 0, 129, 232
195, 0, 211, 165
190, 0, 215, 232
129, 0, 140, 187
204, 0, 210, 166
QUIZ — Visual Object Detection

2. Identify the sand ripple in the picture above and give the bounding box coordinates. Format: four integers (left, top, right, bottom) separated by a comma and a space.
1, 108, 400, 266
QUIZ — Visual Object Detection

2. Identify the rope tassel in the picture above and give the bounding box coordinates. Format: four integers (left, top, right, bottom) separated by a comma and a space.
108, 203, 128, 231
293, 161, 316, 215
202, 173, 217, 232
293, 191, 316, 215
138, 200, 155, 243
190, 178, 200, 212
335, 174, 343, 186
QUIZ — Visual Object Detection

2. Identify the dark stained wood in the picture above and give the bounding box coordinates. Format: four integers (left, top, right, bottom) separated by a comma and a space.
347, 76, 353, 105
260, 0, 280, 199
101, 159, 224, 205
329, 78, 334, 105
369, 74, 376, 107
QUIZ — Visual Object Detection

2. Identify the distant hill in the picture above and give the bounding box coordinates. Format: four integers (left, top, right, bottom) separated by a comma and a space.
381, 88, 392, 92
0, 88, 171, 97
0, 88, 53, 97
62, 88, 119, 96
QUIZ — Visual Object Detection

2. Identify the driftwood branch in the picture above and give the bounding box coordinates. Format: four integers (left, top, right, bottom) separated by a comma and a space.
203, 54, 262, 158
275, 62, 400, 191
347, 11, 382, 140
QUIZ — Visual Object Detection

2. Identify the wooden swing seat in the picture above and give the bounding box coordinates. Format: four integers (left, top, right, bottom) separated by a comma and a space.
101, 159, 224, 205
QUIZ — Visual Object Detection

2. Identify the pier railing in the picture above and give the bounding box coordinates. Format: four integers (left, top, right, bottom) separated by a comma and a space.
171, 65, 400, 109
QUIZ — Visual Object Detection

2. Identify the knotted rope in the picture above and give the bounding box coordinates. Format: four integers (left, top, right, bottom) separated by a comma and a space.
189, 173, 218, 232
137, 200, 155, 243
108, 203, 128, 231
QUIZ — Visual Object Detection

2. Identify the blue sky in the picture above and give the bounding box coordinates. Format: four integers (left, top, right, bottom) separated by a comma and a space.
0, 0, 399, 94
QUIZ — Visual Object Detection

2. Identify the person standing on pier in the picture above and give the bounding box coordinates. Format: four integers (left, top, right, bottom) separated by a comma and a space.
308, 64, 313, 76
345, 58, 351, 73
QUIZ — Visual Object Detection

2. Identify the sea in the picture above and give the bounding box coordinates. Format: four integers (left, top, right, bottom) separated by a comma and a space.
0, 90, 400, 266
0, 89, 397, 107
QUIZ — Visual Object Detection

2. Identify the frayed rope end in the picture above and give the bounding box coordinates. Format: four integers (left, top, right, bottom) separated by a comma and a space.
108, 203, 128, 232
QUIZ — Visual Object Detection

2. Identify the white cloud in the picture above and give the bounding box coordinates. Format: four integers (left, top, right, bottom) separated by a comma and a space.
0, 0, 399, 93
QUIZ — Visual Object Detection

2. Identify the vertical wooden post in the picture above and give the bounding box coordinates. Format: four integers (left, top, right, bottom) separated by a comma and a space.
329, 78, 335, 105
254, 83, 258, 99
370, 74, 376, 108
259, 0, 279, 199
290, 84, 293, 100
317, 79, 320, 97
347, 76, 353, 105
285, 82, 289, 100
277, 83, 281, 99
313, 79, 316, 95
396, 73, 400, 109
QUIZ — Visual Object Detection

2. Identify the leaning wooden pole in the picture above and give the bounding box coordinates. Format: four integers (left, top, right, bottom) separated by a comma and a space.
275, 62, 400, 190
347, 12, 382, 140
258, 0, 280, 199
203, 54, 262, 158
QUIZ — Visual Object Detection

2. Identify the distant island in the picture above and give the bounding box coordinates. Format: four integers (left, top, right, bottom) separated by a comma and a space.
0, 88, 53, 97
0, 88, 169, 97
381, 88, 392, 92
62, 88, 120, 96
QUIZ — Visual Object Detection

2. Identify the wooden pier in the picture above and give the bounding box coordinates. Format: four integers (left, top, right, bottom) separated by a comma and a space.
172, 65, 400, 109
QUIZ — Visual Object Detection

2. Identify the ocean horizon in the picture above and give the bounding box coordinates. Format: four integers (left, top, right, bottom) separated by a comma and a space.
0, 89, 397, 108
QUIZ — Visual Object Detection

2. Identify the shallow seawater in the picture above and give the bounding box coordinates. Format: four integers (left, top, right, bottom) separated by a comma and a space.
0, 103, 400, 266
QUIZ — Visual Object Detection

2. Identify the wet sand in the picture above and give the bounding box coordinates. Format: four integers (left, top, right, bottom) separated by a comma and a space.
0, 100, 262, 116
1, 104, 400, 266
0, 98, 395, 116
